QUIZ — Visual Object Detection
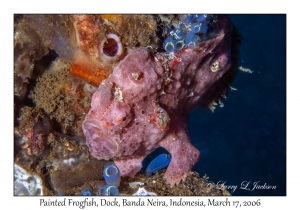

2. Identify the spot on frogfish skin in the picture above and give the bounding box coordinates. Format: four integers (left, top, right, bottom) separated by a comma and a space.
150, 101, 170, 131
210, 60, 220, 72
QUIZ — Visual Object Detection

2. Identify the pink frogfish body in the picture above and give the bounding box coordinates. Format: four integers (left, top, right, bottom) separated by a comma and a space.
82, 15, 236, 186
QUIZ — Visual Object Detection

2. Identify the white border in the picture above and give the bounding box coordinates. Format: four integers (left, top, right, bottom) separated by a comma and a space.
2, 0, 297, 209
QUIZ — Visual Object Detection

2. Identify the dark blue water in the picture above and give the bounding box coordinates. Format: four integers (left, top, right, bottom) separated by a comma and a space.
189, 14, 286, 196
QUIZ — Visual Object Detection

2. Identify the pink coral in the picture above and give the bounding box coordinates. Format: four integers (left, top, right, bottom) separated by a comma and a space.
82, 15, 235, 185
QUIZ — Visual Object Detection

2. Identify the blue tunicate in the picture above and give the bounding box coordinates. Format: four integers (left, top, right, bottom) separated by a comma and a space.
82, 189, 92, 196
185, 31, 199, 50
187, 42, 196, 50
174, 39, 185, 50
179, 23, 187, 31
191, 22, 201, 33
163, 14, 211, 53
163, 37, 175, 53
170, 28, 183, 39
196, 14, 207, 22
145, 154, 171, 176
103, 163, 120, 187
187, 14, 195, 24
100, 185, 119, 196
199, 23, 208, 34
